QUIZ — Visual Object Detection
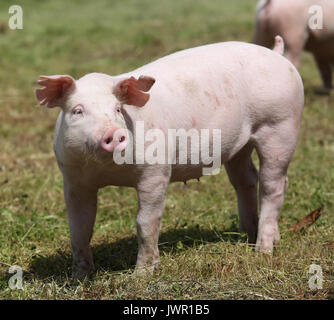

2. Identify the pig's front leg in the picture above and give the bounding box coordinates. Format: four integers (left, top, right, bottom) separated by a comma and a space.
135, 169, 170, 275
63, 180, 98, 280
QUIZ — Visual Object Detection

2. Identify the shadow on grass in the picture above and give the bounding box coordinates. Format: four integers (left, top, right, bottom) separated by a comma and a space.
26, 225, 241, 282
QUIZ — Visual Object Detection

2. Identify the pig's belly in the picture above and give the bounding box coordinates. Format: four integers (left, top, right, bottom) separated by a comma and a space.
169, 144, 243, 182
170, 164, 209, 182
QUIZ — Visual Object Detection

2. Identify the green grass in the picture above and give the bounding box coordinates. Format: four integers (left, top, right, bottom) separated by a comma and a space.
0, 0, 333, 299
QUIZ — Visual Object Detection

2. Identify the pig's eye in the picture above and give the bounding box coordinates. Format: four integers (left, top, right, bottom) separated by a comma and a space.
116, 107, 121, 113
72, 105, 84, 116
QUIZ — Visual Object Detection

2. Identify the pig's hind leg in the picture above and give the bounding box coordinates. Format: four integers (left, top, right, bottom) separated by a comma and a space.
314, 54, 332, 90
253, 120, 298, 253
224, 143, 259, 243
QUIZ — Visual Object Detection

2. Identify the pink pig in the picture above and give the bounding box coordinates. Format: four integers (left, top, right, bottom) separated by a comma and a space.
254, 0, 334, 90
35, 38, 304, 279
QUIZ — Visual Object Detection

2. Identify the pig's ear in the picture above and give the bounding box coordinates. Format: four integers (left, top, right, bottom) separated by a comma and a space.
113, 75, 155, 107
35, 75, 76, 108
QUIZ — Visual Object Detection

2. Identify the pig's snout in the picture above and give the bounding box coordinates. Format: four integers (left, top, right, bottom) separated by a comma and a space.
101, 127, 128, 153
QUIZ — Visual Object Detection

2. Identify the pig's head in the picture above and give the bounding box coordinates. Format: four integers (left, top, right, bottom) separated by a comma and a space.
35, 73, 155, 162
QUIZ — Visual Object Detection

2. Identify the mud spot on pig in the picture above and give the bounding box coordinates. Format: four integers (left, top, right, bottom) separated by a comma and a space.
177, 76, 199, 96
223, 78, 234, 100
213, 94, 221, 106
204, 90, 220, 107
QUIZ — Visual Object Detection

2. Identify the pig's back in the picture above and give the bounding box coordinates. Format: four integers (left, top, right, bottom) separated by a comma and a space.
127, 42, 303, 128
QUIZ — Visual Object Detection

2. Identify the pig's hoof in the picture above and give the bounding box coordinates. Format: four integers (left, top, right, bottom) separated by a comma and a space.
255, 219, 280, 250
255, 243, 274, 254
255, 236, 280, 254
240, 229, 258, 244
246, 234, 257, 244
314, 87, 331, 95
239, 217, 259, 244
71, 270, 92, 282
133, 264, 158, 277
71, 265, 94, 281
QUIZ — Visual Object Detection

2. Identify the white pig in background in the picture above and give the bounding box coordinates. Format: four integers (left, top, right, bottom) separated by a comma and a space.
35, 37, 304, 279
254, 0, 334, 90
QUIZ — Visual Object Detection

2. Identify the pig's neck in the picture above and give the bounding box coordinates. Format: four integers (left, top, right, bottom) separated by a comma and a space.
122, 103, 161, 131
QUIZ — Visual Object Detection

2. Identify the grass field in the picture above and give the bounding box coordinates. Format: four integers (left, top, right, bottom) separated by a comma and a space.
0, 0, 333, 300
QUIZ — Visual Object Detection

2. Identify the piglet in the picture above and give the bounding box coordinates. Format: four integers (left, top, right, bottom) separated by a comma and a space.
35, 37, 303, 279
